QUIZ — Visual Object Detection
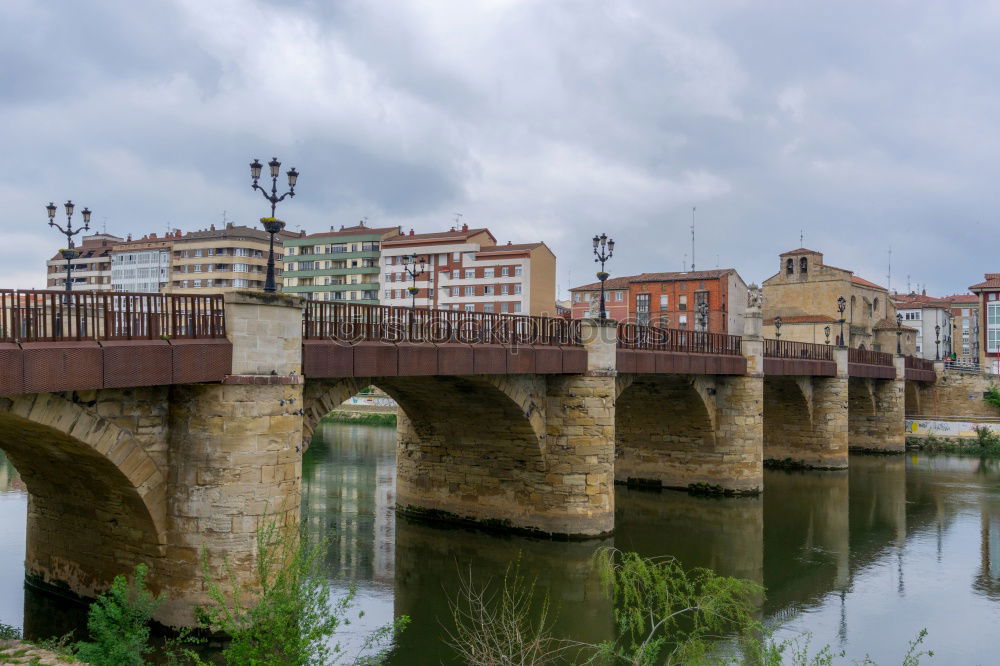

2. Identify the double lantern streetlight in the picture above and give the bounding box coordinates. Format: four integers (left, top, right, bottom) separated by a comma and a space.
250, 157, 299, 293
836, 296, 847, 346
896, 313, 904, 355
400, 254, 427, 309
773, 315, 782, 339
935, 324, 941, 361
592, 234, 615, 320
46, 200, 92, 297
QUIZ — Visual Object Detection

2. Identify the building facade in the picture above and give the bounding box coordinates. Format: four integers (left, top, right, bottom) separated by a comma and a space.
628, 270, 747, 333
45, 233, 123, 291
281, 223, 400, 303
110, 236, 173, 293
762, 248, 914, 352
891, 292, 955, 360
168, 223, 297, 293
943, 293, 980, 361
569, 277, 631, 320
379, 225, 557, 315
968, 274, 1000, 372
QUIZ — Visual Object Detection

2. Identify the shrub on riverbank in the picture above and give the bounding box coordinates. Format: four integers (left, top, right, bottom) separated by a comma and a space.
906, 432, 1000, 456
321, 411, 397, 427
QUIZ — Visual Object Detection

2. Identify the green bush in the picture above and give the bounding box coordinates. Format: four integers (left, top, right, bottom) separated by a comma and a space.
984, 387, 1000, 409
198, 517, 408, 665
75, 563, 160, 665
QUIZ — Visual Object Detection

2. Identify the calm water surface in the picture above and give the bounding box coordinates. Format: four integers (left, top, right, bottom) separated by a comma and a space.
1, 426, 999, 664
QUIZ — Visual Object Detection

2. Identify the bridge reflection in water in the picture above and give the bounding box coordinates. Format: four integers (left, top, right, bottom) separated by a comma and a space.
2, 435, 1000, 662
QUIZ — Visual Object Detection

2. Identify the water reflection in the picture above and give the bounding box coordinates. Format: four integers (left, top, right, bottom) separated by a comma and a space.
308, 425, 1000, 664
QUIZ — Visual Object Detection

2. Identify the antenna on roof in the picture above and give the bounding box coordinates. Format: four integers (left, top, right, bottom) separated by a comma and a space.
455, 212, 463, 225
222, 210, 228, 225
907, 274, 911, 293
887, 245, 892, 293
690, 207, 696, 271
102, 217, 107, 234
800, 228, 803, 247
683, 253, 687, 272
716, 254, 720, 269
361, 216, 368, 227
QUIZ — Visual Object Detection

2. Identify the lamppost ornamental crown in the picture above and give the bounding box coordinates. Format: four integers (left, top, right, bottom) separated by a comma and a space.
836, 296, 847, 347
45, 199, 92, 296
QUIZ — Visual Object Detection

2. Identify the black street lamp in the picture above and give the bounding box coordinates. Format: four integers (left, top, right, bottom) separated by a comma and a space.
774, 315, 782, 339
824, 325, 831, 345
400, 254, 427, 309
697, 300, 709, 331
46, 200, 91, 297
896, 313, 904, 355
592, 233, 615, 320
837, 296, 847, 346
250, 157, 299, 293
935, 323, 941, 361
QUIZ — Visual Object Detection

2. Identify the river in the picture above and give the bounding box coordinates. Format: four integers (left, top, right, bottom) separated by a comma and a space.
1, 424, 999, 664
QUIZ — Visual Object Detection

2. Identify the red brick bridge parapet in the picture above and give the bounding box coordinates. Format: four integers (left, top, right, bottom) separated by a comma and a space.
0, 289, 937, 628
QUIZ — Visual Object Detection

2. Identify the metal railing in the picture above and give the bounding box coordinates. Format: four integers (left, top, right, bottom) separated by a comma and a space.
303, 301, 581, 346
0, 290, 225, 342
617, 323, 742, 355
904, 356, 936, 372
763, 338, 833, 361
848, 347, 893, 366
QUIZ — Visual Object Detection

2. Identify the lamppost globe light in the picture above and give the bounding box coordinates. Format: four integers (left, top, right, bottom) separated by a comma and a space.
592, 233, 614, 320
81, 207, 92, 227
250, 159, 263, 182
607, 238, 615, 252
45, 198, 91, 304
592, 235, 600, 249
268, 157, 281, 179
287, 167, 299, 188
46, 202, 56, 220
64, 200, 74, 217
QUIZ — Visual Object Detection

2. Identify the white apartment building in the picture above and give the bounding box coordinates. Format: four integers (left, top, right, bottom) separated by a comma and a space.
45, 233, 123, 291
111, 240, 172, 293
892, 293, 955, 360
379, 225, 556, 316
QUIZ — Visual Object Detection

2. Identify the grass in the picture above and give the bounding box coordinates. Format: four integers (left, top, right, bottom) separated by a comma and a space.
906, 427, 1000, 457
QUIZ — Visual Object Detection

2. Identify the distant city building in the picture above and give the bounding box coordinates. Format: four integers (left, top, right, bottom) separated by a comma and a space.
762, 248, 915, 352
569, 276, 631, 321
45, 233, 123, 291
891, 291, 955, 360
111, 235, 173, 293
281, 222, 401, 303
379, 224, 557, 315
168, 223, 297, 293
942, 293, 980, 360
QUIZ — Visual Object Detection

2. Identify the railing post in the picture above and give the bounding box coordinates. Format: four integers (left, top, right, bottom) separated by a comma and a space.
742, 297, 763, 377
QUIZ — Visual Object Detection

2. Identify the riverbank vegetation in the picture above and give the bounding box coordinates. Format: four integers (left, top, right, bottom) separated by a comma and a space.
321, 411, 397, 427
906, 426, 1000, 457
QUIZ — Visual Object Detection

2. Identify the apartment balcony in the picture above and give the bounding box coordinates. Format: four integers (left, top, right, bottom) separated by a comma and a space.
282, 266, 380, 278
281, 283, 379, 293
284, 250, 380, 262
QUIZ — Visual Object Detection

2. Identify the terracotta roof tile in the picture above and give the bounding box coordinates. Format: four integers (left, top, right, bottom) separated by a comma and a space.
383, 228, 495, 244
779, 248, 824, 256
569, 275, 636, 291
850, 275, 887, 290
765, 315, 837, 324
630, 269, 734, 282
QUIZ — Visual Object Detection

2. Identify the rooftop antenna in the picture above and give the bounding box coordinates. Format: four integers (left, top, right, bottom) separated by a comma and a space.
360, 215, 368, 227
716, 254, 720, 269
691, 207, 696, 271
683, 253, 687, 272
455, 212, 463, 225
222, 210, 228, 225
907, 274, 911, 293
102, 217, 108, 234
887, 246, 892, 293
800, 228, 804, 247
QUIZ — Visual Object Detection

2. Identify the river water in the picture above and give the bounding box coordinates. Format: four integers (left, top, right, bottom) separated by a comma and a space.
1, 424, 999, 664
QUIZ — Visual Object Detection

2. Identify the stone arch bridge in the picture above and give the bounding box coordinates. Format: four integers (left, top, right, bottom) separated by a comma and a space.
0, 288, 942, 627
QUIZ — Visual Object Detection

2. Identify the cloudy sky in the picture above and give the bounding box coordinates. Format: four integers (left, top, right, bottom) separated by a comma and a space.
3, 0, 1000, 299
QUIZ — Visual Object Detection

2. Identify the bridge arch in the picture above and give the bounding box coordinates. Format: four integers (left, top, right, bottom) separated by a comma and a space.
302, 375, 562, 533
614, 375, 718, 489
848, 378, 878, 450
0, 392, 167, 602
763, 376, 812, 464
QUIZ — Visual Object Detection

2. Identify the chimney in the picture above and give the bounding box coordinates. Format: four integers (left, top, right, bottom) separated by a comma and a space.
409, 228, 415, 236
462, 223, 468, 231
210, 224, 216, 231
299, 229, 305, 237
507, 240, 512, 245
127, 234, 132, 242
150, 232, 156, 239
226, 222, 234, 230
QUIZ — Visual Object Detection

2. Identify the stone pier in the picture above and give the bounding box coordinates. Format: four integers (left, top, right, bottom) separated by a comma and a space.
848, 356, 905, 453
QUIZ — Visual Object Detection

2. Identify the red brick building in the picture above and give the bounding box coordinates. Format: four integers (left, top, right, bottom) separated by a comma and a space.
568, 276, 631, 320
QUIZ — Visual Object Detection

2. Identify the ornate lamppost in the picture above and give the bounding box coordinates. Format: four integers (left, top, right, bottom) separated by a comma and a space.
401, 254, 427, 309
837, 296, 847, 346
697, 300, 709, 331
250, 157, 299, 293
896, 313, 904, 355
46, 200, 92, 297
935, 324, 941, 360
824, 325, 831, 345
592, 234, 615, 320
774, 315, 782, 339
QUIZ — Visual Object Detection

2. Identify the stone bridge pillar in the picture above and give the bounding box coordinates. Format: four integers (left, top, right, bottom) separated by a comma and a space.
848, 356, 905, 454
160, 291, 305, 626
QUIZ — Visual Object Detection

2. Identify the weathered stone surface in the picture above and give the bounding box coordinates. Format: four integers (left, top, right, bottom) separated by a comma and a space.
763, 376, 848, 468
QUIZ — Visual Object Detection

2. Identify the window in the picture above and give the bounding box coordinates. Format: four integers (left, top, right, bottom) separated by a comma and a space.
637, 293, 651, 325
963, 308, 971, 316
453, 252, 461, 261
464, 286, 474, 296
483, 304, 494, 313
515, 266, 523, 277
464, 304, 475, 312
785, 258, 793, 275
988, 302, 1000, 352
678, 314, 688, 329
501, 285, 509, 295
193, 279, 202, 288
513, 284, 522, 294
194, 249, 203, 257
452, 270, 460, 280
483, 286, 494, 295
799, 257, 808, 273
679, 295, 687, 310
234, 263, 248, 272
513, 302, 521, 313
464, 269, 475, 279
659, 294, 669, 309
384, 256, 393, 265
501, 303, 509, 313
300, 261, 314, 271
234, 248, 249, 257
484, 268, 494, 278
193, 264, 202, 272
501, 267, 510, 277
616, 291, 624, 301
